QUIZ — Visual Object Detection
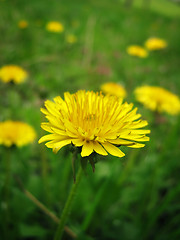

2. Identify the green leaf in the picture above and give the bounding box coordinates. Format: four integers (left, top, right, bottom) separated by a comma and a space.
19, 223, 47, 238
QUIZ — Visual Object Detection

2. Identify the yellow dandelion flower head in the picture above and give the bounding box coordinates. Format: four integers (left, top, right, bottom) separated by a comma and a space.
18, 20, 28, 29
0, 121, 36, 147
134, 86, 180, 115
100, 82, 127, 98
46, 21, 64, 33
145, 37, 167, 50
127, 45, 148, 58
0, 65, 28, 84
39, 90, 150, 158
66, 34, 77, 44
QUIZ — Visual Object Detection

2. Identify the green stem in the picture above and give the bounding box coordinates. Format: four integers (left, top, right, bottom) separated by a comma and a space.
54, 166, 83, 240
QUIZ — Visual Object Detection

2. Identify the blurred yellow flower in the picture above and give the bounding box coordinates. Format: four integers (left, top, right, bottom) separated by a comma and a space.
39, 90, 150, 158
134, 86, 180, 115
101, 82, 127, 98
18, 20, 28, 29
145, 37, 167, 50
127, 45, 148, 58
0, 121, 36, 147
66, 34, 77, 44
0, 65, 28, 84
46, 21, 64, 33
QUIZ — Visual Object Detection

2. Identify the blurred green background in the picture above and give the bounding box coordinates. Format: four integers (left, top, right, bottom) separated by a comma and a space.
0, 0, 180, 239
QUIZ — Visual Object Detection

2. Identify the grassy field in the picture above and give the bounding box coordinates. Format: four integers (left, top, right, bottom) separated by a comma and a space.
0, 0, 180, 239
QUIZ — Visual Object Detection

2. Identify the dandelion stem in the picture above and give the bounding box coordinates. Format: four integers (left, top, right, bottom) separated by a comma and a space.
54, 166, 83, 240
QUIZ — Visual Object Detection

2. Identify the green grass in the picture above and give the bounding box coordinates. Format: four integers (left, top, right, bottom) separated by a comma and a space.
133, 0, 180, 18
134, 0, 180, 18
0, 0, 180, 239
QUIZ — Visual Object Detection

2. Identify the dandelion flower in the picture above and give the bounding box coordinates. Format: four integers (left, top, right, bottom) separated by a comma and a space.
0, 65, 28, 84
18, 20, 28, 29
39, 90, 150, 158
145, 37, 167, 50
66, 34, 77, 44
0, 121, 36, 147
134, 86, 180, 115
127, 45, 148, 58
101, 82, 127, 98
46, 21, 64, 33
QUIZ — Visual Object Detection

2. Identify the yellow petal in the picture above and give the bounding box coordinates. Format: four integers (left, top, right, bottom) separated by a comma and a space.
41, 123, 54, 133
81, 141, 94, 157
39, 134, 68, 144
122, 108, 141, 122
120, 133, 150, 142
51, 127, 67, 135
93, 141, 108, 156
72, 139, 84, 147
41, 108, 49, 115
108, 139, 135, 146
128, 129, 150, 134
45, 140, 59, 148
52, 139, 72, 153
64, 119, 78, 136
38, 134, 55, 143
54, 96, 64, 105
46, 115, 60, 127
101, 142, 125, 157
66, 129, 78, 138
45, 100, 59, 116
127, 143, 145, 148
119, 129, 150, 136
130, 120, 148, 129
125, 113, 141, 122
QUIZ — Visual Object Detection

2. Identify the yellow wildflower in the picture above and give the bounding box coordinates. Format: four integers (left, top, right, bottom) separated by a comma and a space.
101, 82, 127, 98
66, 34, 77, 44
134, 86, 180, 115
145, 37, 167, 50
0, 121, 36, 147
46, 21, 64, 33
0, 65, 28, 84
39, 90, 150, 158
18, 20, 28, 29
127, 45, 148, 58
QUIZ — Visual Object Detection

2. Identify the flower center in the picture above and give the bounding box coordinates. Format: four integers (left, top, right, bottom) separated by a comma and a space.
84, 113, 96, 121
